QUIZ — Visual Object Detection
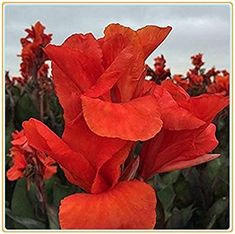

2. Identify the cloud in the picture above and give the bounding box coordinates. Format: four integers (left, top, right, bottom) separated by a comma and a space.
4, 3, 231, 75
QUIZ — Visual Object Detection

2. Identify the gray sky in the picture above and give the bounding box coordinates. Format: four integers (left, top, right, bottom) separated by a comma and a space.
4, 3, 231, 76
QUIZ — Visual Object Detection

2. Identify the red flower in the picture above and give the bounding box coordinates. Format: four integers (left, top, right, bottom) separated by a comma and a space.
20, 23, 172, 229
44, 23, 172, 141
17, 23, 228, 230
191, 53, 204, 69
187, 69, 204, 86
154, 55, 171, 81
19, 21, 52, 81
7, 130, 56, 182
173, 74, 189, 90
207, 73, 229, 95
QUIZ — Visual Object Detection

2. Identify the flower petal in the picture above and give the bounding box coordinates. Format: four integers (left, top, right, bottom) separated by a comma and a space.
51, 63, 82, 122
189, 94, 229, 123
157, 154, 220, 173
81, 95, 163, 141
91, 142, 133, 193
44, 33, 103, 92
137, 25, 172, 59
59, 180, 156, 229
161, 80, 229, 124
139, 124, 218, 179
62, 115, 127, 193
23, 118, 95, 192
84, 45, 136, 99
7, 148, 26, 181
154, 85, 205, 130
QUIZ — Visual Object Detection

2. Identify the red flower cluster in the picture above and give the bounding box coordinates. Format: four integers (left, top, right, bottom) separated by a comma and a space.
19, 21, 52, 80
171, 53, 229, 96
7, 22, 52, 89
207, 70, 229, 95
7, 130, 56, 187
7, 24, 229, 229
154, 55, 171, 81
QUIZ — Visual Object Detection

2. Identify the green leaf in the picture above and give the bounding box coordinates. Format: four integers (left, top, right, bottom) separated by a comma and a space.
5, 124, 14, 156
15, 94, 38, 125
157, 185, 176, 220
206, 197, 228, 228
46, 204, 59, 229
44, 176, 60, 205
52, 183, 77, 208
161, 170, 180, 186
174, 174, 192, 208
11, 178, 37, 228
6, 208, 46, 229
166, 204, 196, 228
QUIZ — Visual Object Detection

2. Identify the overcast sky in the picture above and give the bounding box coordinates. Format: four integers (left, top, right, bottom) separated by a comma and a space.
4, 3, 231, 76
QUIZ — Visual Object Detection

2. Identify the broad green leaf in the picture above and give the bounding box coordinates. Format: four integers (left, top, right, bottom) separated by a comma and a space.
207, 197, 228, 224
161, 170, 180, 186
5, 124, 14, 156
174, 174, 192, 208
6, 208, 46, 229
157, 185, 176, 220
11, 178, 37, 228
15, 94, 38, 125
46, 204, 59, 229
166, 204, 195, 228
52, 183, 77, 208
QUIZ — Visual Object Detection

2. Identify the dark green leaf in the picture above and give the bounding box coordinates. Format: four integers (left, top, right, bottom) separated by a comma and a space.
6, 208, 46, 229
157, 185, 176, 220
161, 171, 180, 185
52, 183, 77, 208
166, 204, 195, 228
46, 204, 59, 229
15, 94, 38, 124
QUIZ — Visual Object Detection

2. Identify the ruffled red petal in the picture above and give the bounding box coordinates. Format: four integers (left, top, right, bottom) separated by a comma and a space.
51, 63, 82, 122
59, 180, 156, 229
153, 85, 205, 130
139, 124, 218, 179
44, 33, 103, 92
157, 154, 220, 173
91, 142, 133, 193
136, 25, 172, 59
62, 114, 127, 193
188, 94, 229, 123
7, 148, 27, 181
23, 118, 95, 192
81, 95, 162, 141
85, 45, 144, 102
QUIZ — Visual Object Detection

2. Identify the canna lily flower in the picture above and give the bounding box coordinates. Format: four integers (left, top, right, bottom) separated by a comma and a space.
191, 53, 204, 69
19, 21, 52, 81
153, 55, 171, 81
172, 74, 189, 90
207, 73, 229, 95
7, 130, 56, 183
20, 23, 173, 229
13, 23, 228, 230
44, 23, 172, 141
